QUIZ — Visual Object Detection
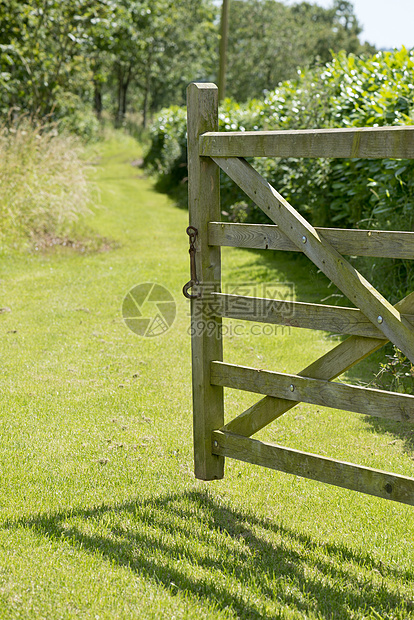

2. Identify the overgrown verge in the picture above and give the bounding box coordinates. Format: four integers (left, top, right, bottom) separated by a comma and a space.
145, 48, 414, 299
0, 120, 101, 251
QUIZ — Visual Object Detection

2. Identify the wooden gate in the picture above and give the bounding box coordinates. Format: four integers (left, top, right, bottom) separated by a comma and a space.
186, 81, 414, 506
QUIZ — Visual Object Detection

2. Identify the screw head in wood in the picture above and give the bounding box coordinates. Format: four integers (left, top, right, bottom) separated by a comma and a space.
377, 315, 383, 324
214, 440, 218, 448
289, 384, 295, 392
302, 236, 307, 243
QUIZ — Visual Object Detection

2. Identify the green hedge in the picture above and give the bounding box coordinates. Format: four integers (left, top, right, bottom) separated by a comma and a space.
145, 48, 414, 298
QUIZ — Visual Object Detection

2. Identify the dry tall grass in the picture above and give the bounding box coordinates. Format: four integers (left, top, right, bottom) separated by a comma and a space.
0, 121, 92, 246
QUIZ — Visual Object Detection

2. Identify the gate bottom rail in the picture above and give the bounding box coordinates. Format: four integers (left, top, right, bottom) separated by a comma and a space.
212, 430, 414, 506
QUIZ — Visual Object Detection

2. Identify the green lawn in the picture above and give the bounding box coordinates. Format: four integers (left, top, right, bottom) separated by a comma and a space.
1, 134, 414, 619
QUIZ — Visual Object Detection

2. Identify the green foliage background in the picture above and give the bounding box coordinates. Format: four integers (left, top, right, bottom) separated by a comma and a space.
225, 0, 374, 102
145, 48, 414, 299
0, 0, 374, 136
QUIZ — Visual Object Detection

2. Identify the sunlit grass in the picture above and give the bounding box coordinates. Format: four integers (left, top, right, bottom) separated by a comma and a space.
0, 133, 414, 619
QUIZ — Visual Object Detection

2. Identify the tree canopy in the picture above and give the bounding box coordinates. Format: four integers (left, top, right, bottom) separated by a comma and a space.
226, 0, 375, 102
0, 0, 375, 132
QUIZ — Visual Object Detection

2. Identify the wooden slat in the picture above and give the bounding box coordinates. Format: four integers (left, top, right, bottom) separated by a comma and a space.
212, 430, 414, 506
211, 292, 414, 337
208, 222, 414, 259
187, 83, 224, 481
200, 126, 414, 159
211, 361, 414, 424
213, 156, 414, 364
223, 292, 414, 437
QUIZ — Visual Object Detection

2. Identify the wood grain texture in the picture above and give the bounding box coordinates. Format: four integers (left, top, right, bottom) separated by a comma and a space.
212, 156, 414, 364
187, 83, 224, 480
212, 431, 414, 506
211, 361, 414, 423
200, 126, 414, 159
222, 293, 414, 437
208, 222, 414, 259
211, 292, 414, 337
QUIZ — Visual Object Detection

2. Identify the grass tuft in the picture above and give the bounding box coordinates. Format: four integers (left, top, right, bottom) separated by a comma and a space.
0, 120, 94, 248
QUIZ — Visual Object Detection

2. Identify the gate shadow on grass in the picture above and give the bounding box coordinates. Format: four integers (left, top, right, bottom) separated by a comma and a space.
4, 490, 414, 618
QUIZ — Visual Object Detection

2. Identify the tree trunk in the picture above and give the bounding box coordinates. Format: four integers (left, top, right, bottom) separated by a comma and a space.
93, 79, 102, 119
218, 0, 230, 101
121, 81, 128, 118
116, 66, 122, 125
116, 64, 131, 125
142, 73, 151, 129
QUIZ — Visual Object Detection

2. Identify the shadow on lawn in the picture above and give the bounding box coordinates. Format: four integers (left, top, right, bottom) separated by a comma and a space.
4, 490, 413, 618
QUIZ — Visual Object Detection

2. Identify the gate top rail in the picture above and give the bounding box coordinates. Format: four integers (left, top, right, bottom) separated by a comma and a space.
199, 125, 414, 159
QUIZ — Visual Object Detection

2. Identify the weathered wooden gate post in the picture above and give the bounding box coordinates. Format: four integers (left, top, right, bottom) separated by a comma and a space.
187, 82, 224, 480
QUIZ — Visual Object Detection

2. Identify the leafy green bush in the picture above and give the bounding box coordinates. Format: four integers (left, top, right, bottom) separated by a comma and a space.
372, 346, 414, 394
52, 91, 101, 142
0, 120, 93, 248
145, 48, 414, 297
143, 106, 188, 189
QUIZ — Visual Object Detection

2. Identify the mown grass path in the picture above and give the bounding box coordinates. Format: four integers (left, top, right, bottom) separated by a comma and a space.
1, 135, 414, 619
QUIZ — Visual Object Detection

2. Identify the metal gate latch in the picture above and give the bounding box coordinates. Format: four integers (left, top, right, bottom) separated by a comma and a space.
183, 226, 200, 299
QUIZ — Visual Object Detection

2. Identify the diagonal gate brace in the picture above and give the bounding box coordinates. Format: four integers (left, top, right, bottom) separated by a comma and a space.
212, 156, 414, 364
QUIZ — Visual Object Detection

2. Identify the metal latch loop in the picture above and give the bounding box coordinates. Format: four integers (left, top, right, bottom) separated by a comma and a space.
183, 226, 201, 299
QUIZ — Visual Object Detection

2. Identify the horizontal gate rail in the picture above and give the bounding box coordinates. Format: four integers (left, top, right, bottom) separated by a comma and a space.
211, 361, 414, 424
211, 292, 414, 337
209, 222, 414, 259
200, 125, 414, 159
212, 431, 414, 506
